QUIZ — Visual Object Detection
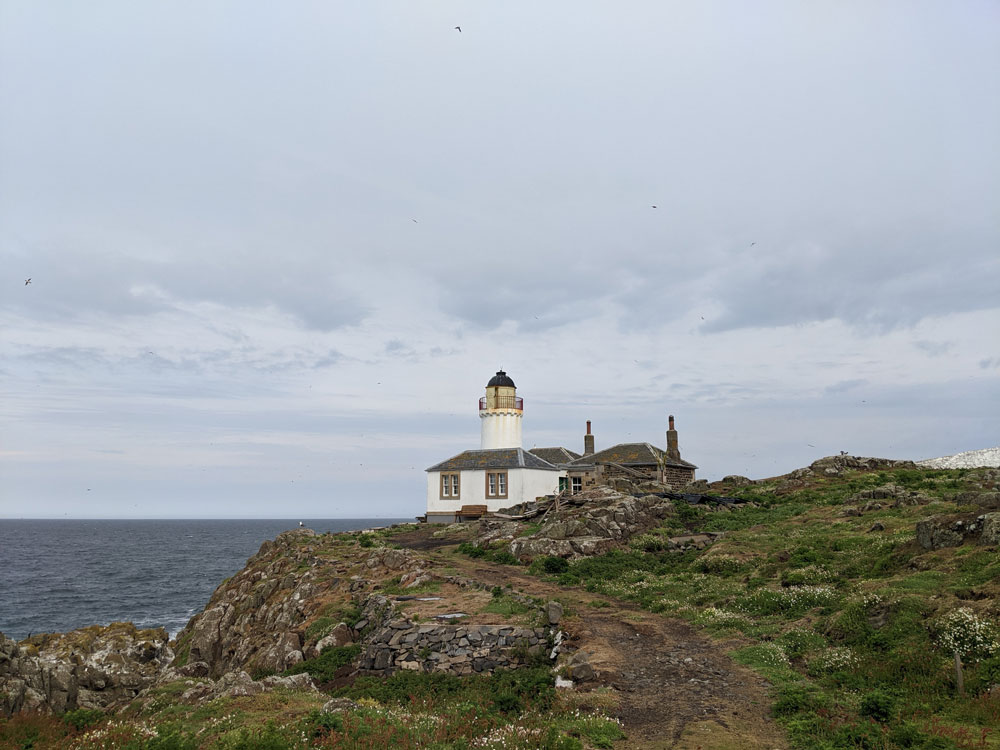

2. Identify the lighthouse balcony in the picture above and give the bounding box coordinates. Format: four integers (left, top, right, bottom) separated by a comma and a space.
479, 396, 523, 411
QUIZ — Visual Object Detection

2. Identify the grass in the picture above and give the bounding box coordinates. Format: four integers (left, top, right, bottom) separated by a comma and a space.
2, 668, 624, 750
528, 465, 1000, 749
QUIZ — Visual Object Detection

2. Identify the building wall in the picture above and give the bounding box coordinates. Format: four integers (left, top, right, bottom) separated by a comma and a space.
661, 465, 696, 489
600, 463, 658, 481
426, 468, 563, 519
479, 412, 523, 449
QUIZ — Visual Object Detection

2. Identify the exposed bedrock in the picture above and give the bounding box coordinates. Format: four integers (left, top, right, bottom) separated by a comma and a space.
0, 622, 172, 716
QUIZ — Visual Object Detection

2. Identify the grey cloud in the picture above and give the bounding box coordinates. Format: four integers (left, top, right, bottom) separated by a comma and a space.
1, 244, 369, 331
700, 232, 999, 334
825, 379, 868, 394
914, 341, 954, 357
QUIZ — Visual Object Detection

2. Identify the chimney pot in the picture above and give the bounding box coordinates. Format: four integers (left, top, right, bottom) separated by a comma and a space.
584, 421, 595, 456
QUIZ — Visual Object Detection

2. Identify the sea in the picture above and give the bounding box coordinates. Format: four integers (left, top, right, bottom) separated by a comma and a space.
0, 519, 409, 643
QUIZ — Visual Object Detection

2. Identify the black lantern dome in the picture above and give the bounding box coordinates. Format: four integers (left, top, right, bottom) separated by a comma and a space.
487, 370, 515, 388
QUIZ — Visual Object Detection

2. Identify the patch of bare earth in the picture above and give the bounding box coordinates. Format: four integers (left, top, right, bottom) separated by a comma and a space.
397, 532, 787, 750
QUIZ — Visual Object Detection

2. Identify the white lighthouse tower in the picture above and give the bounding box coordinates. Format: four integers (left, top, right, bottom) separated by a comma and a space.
479, 370, 523, 449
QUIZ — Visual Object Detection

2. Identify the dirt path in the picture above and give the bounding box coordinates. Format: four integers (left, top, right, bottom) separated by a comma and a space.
407, 541, 788, 750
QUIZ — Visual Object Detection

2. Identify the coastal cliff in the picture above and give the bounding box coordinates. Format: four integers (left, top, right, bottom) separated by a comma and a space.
2, 457, 999, 750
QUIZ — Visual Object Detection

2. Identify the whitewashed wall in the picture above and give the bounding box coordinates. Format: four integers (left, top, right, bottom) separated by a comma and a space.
479, 412, 523, 449
426, 468, 563, 518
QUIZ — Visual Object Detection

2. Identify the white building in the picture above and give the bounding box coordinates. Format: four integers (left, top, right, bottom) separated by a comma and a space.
424, 371, 563, 523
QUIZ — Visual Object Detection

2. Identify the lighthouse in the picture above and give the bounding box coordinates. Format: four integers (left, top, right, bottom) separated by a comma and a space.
479, 370, 523, 449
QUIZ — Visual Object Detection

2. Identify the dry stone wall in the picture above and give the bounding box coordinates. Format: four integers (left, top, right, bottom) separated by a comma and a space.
360, 620, 550, 675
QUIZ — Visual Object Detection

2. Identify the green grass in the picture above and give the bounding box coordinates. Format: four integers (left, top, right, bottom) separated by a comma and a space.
528, 464, 1000, 749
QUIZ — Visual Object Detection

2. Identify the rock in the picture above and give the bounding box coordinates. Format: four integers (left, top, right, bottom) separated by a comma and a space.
313, 624, 353, 657
216, 670, 264, 698
322, 697, 361, 713
915, 513, 998, 550
260, 673, 316, 691
544, 601, 563, 626
963, 492, 1000, 510
177, 661, 210, 678
366, 548, 416, 571
722, 475, 753, 486
0, 623, 172, 716
565, 651, 596, 682
868, 522, 885, 532
982, 513, 1000, 546
809, 455, 916, 477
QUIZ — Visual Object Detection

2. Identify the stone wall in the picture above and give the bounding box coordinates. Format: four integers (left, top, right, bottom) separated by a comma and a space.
662, 465, 696, 489
360, 620, 549, 675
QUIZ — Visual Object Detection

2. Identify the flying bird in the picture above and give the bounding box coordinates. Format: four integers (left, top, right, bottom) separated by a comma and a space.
24, 278, 31, 285
651, 205, 657, 209
454, 25, 461, 32
750, 242, 756, 247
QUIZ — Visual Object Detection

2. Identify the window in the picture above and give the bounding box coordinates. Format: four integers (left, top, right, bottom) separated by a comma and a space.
440, 472, 460, 499
559, 477, 568, 492
485, 471, 508, 499
571, 476, 582, 493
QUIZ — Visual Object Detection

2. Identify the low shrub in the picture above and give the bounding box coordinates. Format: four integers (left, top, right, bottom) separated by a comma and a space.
62, 708, 104, 731
859, 688, 897, 723
283, 644, 361, 683
541, 556, 569, 574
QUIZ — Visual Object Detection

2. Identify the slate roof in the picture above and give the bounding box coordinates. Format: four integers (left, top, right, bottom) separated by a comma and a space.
566, 442, 698, 470
528, 447, 582, 465
426, 447, 560, 472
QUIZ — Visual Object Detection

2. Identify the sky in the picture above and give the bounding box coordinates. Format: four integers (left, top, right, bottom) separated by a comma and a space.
1, 1, 998, 519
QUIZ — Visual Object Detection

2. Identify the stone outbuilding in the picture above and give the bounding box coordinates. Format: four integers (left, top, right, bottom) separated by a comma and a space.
548, 416, 698, 492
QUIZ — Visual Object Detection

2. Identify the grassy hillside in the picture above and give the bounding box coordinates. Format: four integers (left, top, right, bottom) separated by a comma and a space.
527, 465, 1000, 749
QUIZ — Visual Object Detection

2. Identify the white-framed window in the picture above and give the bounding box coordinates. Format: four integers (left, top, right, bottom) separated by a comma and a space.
571, 476, 582, 493
440, 472, 460, 499
486, 471, 508, 499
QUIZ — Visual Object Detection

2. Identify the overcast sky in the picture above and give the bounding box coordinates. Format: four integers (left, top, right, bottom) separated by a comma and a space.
2, 1, 998, 519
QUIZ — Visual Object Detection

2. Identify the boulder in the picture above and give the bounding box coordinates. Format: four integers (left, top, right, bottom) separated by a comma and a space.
915, 513, 998, 550
565, 650, 596, 682
313, 624, 353, 657
544, 601, 563, 626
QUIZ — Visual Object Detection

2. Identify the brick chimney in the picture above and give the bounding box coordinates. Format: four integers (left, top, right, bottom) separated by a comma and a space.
666, 415, 680, 461
584, 420, 595, 456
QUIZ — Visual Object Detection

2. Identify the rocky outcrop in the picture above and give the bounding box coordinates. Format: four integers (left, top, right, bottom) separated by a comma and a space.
807, 455, 917, 477
956, 491, 1000, 510
915, 512, 1000, 550
173, 529, 348, 678
493, 484, 741, 560
0, 622, 172, 716
502, 487, 675, 560
848, 484, 932, 508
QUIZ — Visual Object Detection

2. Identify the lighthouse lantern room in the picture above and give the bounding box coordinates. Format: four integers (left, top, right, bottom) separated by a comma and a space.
479, 370, 523, 449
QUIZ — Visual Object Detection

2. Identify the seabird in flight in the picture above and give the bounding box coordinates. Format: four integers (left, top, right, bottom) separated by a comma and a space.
24, 278, 31, 285
454, 25, 461, 32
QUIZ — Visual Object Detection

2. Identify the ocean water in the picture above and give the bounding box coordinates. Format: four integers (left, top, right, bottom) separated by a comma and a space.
0, 519, 408, 642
